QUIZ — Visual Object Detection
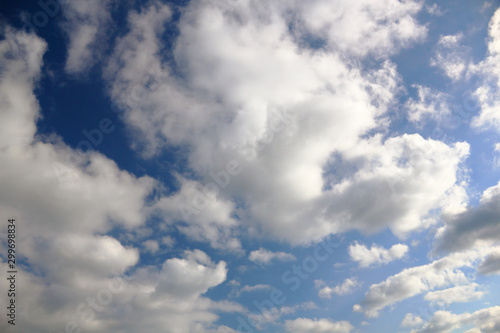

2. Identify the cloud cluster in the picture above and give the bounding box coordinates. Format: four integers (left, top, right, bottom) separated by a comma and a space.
355, 245, 498, 317
410, 306, 500, 333
103, 0, 468, 247
436, 181, 500, 252
0, 27, 236, 333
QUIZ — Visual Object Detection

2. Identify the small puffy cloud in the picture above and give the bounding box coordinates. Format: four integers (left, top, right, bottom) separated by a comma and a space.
285, 318, 354, 333
402, 313, 423, 327
348, 242, 408, 268
142, 239, 160, 253
240, 284, 272, 293
161, 236, 176, 248
231, 284, 272, 297
249, 248, 296, 265
59, 0, 125, 74
405, 85, 451, 124
315, 278, 360, 298
155, 249, 227, 300
426, 4, 444, 16
424, 283, 484, 307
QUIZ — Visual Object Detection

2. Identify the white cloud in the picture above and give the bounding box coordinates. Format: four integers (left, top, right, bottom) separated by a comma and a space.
411, 306, 500, 333
240, 284, 272, 293
478, 249, 500, 275
59, 0, 119, 74
161, 235, 176, 248
424, 283, 484, 306
249, 248, 296, 265
431, 33, 468, 81
426, 4, 444, 16
470, 8, 500, 131
315, 278, 360, 299
285, 318, 354, 333
355, 245, 499, 317
348, 242, 408, 268
402, 313, 424, 327
143, 239, 160, 253
405, 85, 451, 124
295, 0, 427, 57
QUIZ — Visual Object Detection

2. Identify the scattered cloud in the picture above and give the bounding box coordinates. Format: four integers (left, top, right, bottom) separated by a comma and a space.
59, 0, 119, 74
249, 248, 296, 265
402, 313, 424, 327
436, 181, 500, 252
315, 278, 360, 298
431, 33, 468, 81
348, 242, 408, 268
471, 8, 500, 131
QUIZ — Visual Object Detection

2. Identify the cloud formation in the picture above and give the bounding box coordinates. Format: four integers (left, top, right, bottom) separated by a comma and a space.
348, 242, 408, 268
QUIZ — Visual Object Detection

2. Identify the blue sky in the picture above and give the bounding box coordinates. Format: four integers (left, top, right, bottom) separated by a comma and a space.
1, 0, 500, 332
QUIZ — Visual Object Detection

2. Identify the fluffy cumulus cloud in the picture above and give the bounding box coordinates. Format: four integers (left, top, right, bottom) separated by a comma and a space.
0, 27, 236, 333
103, 0, 468, 246
410, 306, 500, 333
354, 245, 499, 317
348, 242, 408, 268
249, 248, 296, 265
285, 318, 354, 333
